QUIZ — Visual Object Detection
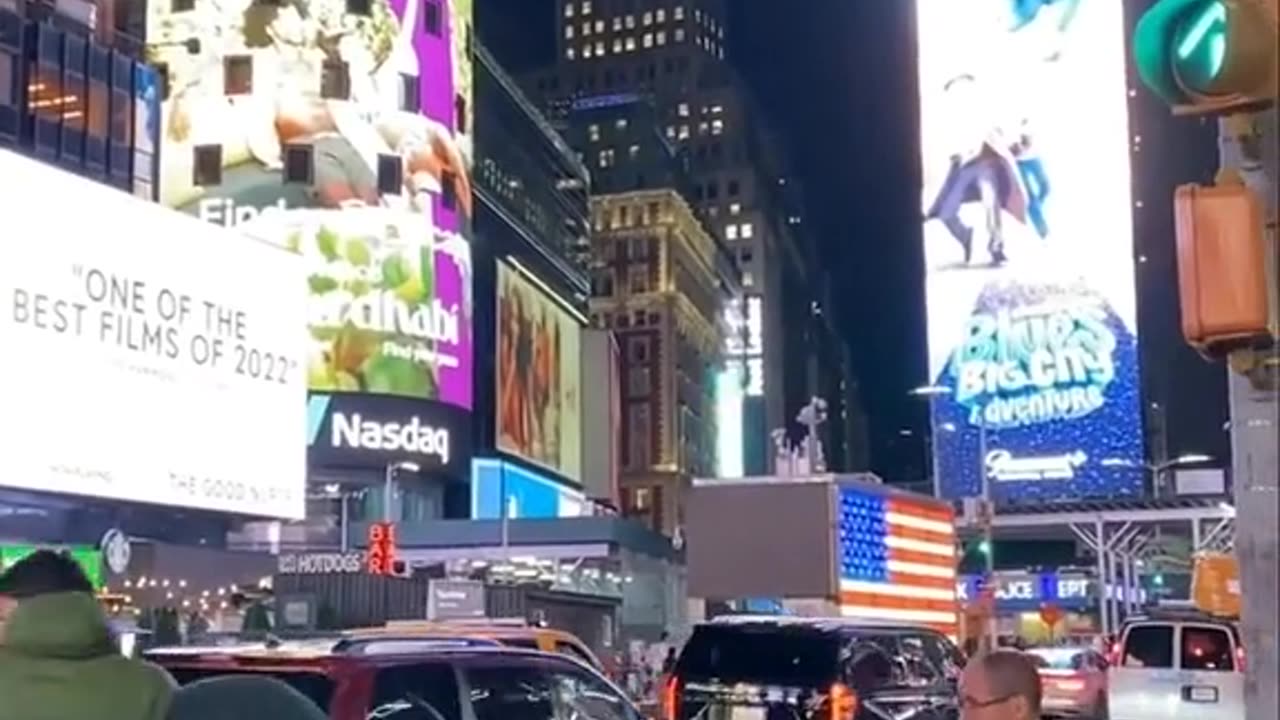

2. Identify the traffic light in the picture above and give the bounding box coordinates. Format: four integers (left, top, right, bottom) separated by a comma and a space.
1133, 0, 1278, 114
976, 540, 992, 556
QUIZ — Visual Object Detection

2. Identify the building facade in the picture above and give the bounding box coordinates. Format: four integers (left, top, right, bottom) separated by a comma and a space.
589, 188, 737, 536
524, 0, 867, 479
0, 0, 159, 197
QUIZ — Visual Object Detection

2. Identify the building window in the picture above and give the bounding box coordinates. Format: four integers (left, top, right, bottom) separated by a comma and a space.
625, 36, 636, 51
643, 32, 653, 48
740, 249, 753, 263
628, 403, 651, 468
594, 19, 604, 32
725, 224, 738, 240
678, 103, 689, 117
655, 8, 665, 22
643, 10, 652, 25
625, 14, 636, 29
743, 271, 755, 287
283, 144, 314, 184
678, 124, 689, 140
588, 123, 600, 141
674, 5, 684, 20
564, 1, 573, 16
633, 486, 651, 511
566, 47, 576, 60
629, 367, 651, 396
656, 30, 666, 45
582, 44, 592, 58
612, 16, 622, 31
377, 153, 403, 194
597, 148, 615, 168
728, 180, 740, 196
582, 20, 591, 35
612, 38, 622, 53
741, 222, 754, 239
192, 144, 223, 186
595, 41, 605, 55
400, 74, 420, 112
629, 336, 649, 362
706, 182, 719, 199
711, 119, 724, 135
674, 27, 685, 42
665, 125, 676, 139
565, 24, 574, 39
628, 144, 640, 159
728, 202, 742, 215
223, 55, 253, 95
423, 0, 442, 35
629, 266, 649, 293
698, 120, 708, 135
580, 0, 591, 14
320, 60, 350, 99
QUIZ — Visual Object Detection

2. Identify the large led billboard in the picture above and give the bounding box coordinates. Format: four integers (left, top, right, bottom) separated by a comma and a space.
917, 0, 1143, 502
147, 0, 474, 410
0, 150, 307, 519
496, 261, 582, 484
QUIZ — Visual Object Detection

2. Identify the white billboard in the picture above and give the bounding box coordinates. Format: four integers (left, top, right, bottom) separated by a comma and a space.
0, 150, 308, 519
917, 0, 1144, 502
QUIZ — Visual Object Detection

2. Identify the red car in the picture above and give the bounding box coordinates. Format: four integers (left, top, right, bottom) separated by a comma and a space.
148, 636, 644, 720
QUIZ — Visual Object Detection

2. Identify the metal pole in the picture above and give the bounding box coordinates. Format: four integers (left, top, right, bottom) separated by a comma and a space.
500, 466, 510, 549
1191, 517, 1202, 552
1095, 518, 1108, 639
383, 465, 396, 523
978, 421, 995, 650
340, 493, 349, 553
1221, 107, 1279, 720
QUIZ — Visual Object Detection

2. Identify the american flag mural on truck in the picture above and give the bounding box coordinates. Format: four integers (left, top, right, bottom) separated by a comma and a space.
835, 485, 959, 638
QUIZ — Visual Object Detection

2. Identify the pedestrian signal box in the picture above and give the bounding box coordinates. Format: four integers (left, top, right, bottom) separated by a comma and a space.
1173, 183, 1271, 355
1134, 0, 1278, 115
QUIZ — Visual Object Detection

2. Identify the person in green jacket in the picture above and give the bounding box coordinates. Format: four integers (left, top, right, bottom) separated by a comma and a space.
0, 549, 176, 720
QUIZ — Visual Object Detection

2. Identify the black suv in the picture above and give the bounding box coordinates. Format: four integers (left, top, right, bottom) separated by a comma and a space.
149, 636, 644, 720
666, 617, 963, 720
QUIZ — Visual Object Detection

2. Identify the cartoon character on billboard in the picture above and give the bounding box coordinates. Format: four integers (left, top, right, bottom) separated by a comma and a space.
1009, 0, 1082, 62
923, 74, 1029, 266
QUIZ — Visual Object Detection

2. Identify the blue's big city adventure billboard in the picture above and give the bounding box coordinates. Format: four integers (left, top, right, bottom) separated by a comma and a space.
917, 0, 1144, 502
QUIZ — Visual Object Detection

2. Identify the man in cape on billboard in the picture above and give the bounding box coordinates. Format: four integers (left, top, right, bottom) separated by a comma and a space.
924, 73, 1029, 267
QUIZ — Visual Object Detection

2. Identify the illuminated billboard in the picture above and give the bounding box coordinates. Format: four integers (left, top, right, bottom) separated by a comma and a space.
147, 0, 474, 410
0, 149, 307, 519
917, 0, 1143, 502
496, 261, 582, 483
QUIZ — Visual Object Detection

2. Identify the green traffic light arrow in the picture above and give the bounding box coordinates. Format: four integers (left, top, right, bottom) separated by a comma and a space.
1133, 0, 1217, 103
1174, 1, 1228, 91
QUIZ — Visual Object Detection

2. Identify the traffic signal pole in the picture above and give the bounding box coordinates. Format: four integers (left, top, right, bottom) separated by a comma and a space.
1220, 107, 1279, 720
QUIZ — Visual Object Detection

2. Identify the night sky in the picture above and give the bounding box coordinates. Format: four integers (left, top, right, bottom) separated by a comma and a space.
479, 0, 1231, 480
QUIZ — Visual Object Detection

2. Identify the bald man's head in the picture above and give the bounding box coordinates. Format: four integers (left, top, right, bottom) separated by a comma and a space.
960, 650, 1042, 720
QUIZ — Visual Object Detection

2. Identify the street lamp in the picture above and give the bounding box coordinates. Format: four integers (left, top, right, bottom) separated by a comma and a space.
383, 461, 421, 523
911, 383, 996, 650
1101, 453, 1213, 497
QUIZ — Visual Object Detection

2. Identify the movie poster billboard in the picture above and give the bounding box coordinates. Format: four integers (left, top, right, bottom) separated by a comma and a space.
917, 0, 1143, 502
496, 261, 582, 484
147, 0, 473, 410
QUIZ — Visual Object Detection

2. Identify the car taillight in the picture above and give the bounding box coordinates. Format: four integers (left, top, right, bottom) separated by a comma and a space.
830, 682, 858, 720
1236, 646, 1246, 671
663, 675, 681, 720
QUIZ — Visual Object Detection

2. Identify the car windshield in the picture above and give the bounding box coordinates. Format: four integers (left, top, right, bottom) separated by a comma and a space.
677, 625, 840, 688
1026, 648, 1081, 670
167, 668, 336, 711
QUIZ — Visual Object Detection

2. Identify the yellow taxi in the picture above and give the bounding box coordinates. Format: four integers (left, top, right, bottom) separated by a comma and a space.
352, 618, 605, 672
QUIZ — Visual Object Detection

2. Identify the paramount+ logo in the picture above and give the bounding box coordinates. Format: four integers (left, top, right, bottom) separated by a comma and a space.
308, 395, 452, 466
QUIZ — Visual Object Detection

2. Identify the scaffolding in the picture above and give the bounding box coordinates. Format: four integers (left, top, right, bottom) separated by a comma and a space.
956, 497, 1235, 636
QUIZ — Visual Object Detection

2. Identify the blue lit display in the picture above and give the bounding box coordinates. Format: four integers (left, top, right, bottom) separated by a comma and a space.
470, 458, 585, 520
916, 0, 1145, 504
